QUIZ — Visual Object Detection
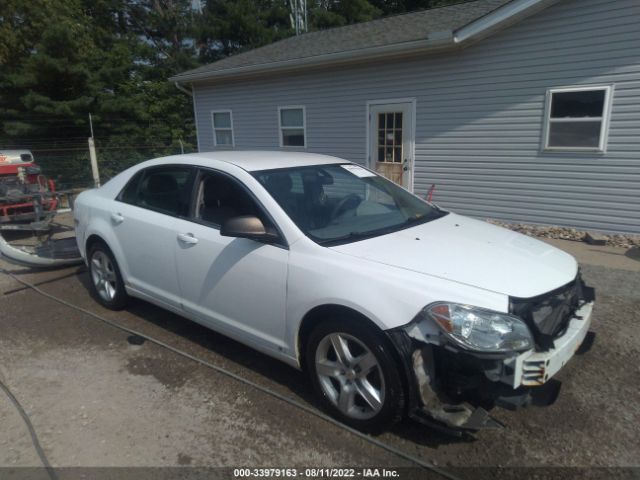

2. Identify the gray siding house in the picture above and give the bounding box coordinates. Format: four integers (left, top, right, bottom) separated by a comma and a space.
171, 0, 640, 234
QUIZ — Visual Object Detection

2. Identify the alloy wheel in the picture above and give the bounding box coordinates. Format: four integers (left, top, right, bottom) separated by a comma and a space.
315, 332, 385, 420
90, 250, 118, 302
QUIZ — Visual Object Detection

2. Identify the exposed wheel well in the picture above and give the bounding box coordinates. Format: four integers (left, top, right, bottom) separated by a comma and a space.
297, 304, 385, 372
85, 234, 106, 254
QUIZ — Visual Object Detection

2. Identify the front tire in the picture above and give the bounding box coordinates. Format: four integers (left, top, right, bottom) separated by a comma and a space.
88, 242, 128, 310
306, 318, 405, 433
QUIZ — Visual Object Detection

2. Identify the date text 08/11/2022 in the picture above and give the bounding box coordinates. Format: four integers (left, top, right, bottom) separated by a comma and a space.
233, 468, 400, 478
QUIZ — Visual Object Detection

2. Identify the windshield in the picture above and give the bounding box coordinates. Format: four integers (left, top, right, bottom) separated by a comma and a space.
253, 163, 448, 245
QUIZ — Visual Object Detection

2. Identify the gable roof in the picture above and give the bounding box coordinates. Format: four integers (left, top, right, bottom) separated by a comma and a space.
171, 0, 559, 84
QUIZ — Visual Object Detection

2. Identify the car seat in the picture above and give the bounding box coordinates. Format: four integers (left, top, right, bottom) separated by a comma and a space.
200, 176, 239, 225
264, 173, 299, 218
141, 173, 179, 214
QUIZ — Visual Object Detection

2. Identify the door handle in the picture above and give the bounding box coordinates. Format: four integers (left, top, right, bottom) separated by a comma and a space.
110, 213, 124, 224
177, 233, 198, 245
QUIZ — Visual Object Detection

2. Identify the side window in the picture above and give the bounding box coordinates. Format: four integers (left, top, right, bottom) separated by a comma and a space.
118, 166, 193, 217
194, 171, 267, 227
118, 170, 143, 204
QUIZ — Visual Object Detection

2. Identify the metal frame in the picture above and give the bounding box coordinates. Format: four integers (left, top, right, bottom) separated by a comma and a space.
192, 85, 201, 152
211, 109, 235, 148
278, 105, 307, 149
542, 84, 614, 153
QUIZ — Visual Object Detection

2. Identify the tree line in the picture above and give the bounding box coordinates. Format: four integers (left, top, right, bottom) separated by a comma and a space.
0, 0, 459, 187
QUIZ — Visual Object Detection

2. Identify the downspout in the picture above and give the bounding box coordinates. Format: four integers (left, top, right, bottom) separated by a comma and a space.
173, 81, 201, 152
174, 81, 193, 96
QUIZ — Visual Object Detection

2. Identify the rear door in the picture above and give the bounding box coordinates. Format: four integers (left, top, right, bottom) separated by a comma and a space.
112, 165, 195, 308
173, 167, 289, 354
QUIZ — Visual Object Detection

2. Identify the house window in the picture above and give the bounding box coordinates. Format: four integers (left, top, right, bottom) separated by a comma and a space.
212, 110, 234, 147
543, 86, 613, 152
279, 106, 306, 147
377, 112, 403, 163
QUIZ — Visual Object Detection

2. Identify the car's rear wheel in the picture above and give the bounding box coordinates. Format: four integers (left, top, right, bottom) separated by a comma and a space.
306, 318, 405, 433
88, 242, 128, 310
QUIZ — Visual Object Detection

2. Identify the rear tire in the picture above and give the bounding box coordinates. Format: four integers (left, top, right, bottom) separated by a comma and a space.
88, 241, 128, 310
306, 317, 405, 433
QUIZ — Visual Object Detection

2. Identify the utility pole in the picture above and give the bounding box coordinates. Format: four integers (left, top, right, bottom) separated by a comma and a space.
88, 113, 100, 188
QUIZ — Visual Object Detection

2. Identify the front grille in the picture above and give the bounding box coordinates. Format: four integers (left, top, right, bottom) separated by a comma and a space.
510, 273, 594, 351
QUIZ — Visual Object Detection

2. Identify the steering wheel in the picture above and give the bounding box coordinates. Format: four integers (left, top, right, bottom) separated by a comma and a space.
330, 193, 362, 220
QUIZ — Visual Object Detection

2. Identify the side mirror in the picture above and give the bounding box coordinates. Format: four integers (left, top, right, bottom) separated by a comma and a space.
220, 215, 279, 243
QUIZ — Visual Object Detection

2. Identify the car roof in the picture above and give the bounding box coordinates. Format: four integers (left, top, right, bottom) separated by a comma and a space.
147, 151, 347, 172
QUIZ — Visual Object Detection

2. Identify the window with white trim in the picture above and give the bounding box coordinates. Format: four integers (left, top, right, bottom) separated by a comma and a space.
212, 110, 234, 147
543, 86, 613, 152
279, 106, 306, 147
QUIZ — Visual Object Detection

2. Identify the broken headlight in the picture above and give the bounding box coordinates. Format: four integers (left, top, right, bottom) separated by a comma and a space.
424, 302, 533, 353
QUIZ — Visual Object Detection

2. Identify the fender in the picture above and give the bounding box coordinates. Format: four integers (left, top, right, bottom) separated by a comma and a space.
285, 239, 508, 365
83, 214, 131, 284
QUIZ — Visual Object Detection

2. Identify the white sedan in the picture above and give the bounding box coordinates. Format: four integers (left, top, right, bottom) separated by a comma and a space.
74, 152, 595, 433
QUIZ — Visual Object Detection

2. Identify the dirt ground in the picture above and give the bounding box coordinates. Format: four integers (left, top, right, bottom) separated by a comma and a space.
0, 236, 639, 479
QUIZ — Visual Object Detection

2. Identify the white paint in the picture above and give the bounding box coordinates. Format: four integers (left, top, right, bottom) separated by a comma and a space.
340, 164, 375, 177
513, 301, 593, 388
211, 109, 235, 147
541, 84, 615, 153
454, 0, 559, 44
75, 151, 581, 367
366, 98, 416, 191
88, 137, 100, 188
331, 212, 578, 299
278, 105, 307, 149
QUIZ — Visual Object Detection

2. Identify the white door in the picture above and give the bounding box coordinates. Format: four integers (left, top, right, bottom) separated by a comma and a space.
368, 101, 415, 189
173, 169, 289, 352
111, 165, 194, 309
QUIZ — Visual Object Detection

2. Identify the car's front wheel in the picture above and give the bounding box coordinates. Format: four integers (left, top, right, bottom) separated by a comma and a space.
306, 318, 405, 433
88, 241, 128, 310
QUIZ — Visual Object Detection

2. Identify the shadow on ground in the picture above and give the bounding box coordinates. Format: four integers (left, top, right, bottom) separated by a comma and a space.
74, 269, 474, 449
625, 246, 640, 261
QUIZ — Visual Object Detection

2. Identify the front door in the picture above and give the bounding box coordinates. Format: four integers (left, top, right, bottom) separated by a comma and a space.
368, 102, 414, 189
173, 168, 289, 355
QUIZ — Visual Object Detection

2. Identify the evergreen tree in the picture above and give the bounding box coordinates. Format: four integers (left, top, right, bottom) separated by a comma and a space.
195, 0, 292, 62
0, 0, 462, 186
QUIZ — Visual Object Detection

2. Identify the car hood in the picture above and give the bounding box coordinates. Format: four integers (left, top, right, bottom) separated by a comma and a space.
329, 213, 578, 298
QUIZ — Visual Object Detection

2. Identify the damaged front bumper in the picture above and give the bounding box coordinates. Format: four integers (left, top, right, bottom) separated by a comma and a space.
386, 300, 595, 434
513, 301, 594, 387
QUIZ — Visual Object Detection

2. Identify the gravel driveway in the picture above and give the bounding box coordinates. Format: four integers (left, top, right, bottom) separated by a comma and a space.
0, 240, 638, 479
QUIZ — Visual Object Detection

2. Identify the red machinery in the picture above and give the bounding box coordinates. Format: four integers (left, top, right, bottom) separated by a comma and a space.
0, 150, 58, 226
0, 150, 81, 267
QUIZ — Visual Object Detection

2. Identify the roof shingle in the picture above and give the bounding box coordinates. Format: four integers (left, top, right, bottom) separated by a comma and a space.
173, 0, 512, 80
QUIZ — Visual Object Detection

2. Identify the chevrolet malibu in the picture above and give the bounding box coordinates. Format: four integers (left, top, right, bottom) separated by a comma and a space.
74, 152, 595, 433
